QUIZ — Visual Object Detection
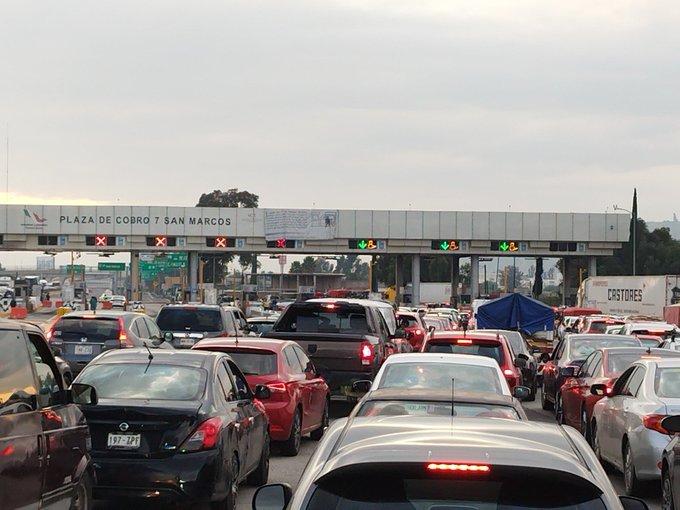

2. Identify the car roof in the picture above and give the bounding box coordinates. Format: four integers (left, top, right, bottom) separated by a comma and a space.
60, 311, 142, 319
0, 319, 45, 335
92, 348, 223, 368
247, 316, 278, 323
162, 304, 222, 310
431, 331, 504, 342
193, 337, 290, 352
382, 352, 502, 368
362, 388, 518, 407
636, 358, 680, 368
310, 298, 393, 309
324, 418, 593, 481
566, 334, 640, 341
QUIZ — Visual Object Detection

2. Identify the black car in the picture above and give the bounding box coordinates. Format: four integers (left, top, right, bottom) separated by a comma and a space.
478, 329, 540, 400
156, 304, 240, 348
73, 348, 270, 508
0, 320, 97, 509
48, 310, 171, 376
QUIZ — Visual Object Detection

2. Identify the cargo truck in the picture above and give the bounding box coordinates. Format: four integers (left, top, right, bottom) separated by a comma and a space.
578, 275, 680, 318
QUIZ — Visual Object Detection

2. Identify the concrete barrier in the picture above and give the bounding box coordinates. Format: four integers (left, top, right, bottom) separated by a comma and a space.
10, 307, 28, 319
102, 301, 113, 310
42, 300, 53, 308
55, 300, 64, 307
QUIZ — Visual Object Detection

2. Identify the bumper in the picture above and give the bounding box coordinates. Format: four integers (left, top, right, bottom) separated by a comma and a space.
631, 429, 671, 480
319, 369, 375, 395
264, 400, 295, 441
92, 450, 223, 503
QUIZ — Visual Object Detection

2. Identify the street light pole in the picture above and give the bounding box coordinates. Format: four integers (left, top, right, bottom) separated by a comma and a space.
614, 205, 636, 276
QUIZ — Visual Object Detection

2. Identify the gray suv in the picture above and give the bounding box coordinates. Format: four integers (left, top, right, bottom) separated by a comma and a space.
156, 304, 239, 348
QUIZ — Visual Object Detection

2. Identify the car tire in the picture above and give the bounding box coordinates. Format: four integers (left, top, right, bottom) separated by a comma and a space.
624, 441, 644, 496
310, 399, 330, 441
541, 383, 554, 411
70, 471, 92, 510
247, 432, 270, 486
280, 409, 302, 457
663, 466, 675, 510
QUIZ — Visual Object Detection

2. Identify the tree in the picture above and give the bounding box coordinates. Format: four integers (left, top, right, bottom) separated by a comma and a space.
532, 257, 544, 298
289, 257, 333, 273
334, 255, 369, 281
195, 188, 259, 282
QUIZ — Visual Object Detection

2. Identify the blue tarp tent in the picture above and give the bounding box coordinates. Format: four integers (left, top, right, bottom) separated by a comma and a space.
476, 293, 554, 335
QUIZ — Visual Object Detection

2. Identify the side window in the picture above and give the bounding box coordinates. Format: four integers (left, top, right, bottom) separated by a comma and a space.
227, 360, 251, 400
130, 321, 141, 337
27, 334, 61, 407
293, 346, 311, 372
216, 362, 237, 401
554, 341, 566, 361
0, 330, 38, 414
613, 366, 636, 395
624, 367, 646, 397
374, 311, 390, 340
579, 353, 597, 378
225, 312, 238, 335
145, 318, 161, 339
135, 318, 150, 339
591, 353, 603, 377
237, 311, 248, 330
283, 347, 304, 374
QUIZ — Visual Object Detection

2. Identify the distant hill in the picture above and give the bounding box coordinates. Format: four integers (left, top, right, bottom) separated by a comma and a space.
647, 218, 680, 240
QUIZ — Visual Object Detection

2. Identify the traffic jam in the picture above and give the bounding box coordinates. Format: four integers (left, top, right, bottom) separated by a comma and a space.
4, 297, 680, 510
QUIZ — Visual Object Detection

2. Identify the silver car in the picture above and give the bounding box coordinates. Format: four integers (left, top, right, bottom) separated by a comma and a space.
592, 358, 680, 495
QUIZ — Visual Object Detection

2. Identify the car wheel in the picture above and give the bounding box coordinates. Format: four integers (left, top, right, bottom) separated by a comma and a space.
624, 441, 643, 496
310, 398, 330, 441
555, 394, 565, 424
247, 432, 270, 486
664, 466, 675, 510
541, 383, 554, 411
280, 409, 302, 457
69, 471, 92, 510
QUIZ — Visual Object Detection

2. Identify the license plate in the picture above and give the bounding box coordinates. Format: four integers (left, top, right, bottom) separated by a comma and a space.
74, 345, 93, 355
179, 337, 195, 347
107, 433, 141, 449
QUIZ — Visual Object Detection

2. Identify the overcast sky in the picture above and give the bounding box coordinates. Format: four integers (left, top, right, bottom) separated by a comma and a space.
2, 0, 680, 223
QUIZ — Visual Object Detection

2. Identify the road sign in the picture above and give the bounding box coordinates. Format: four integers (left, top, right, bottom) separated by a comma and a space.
64, 264, 85, 274
98, 262, 125, 271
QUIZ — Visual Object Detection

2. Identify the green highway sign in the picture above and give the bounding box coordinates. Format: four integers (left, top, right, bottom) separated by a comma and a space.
98, 262, 125, 271
63, 264, 85, 274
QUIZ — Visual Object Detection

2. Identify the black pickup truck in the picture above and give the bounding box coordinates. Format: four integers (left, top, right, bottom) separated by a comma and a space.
265, 299, 404, 398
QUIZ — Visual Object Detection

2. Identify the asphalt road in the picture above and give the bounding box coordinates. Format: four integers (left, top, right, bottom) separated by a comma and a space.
236, 398, 663, 510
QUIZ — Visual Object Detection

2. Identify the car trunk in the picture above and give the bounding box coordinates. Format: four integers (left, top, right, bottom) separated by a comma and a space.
53, 317, 122, 359
82, 399, 202, 459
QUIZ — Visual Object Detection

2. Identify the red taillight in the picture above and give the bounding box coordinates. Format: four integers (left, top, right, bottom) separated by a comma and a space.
643, 414, 669, 434
427, 463, 490, 473
503, 369, 515, 377
415, 329, 423, 336
118, 318, 134, 348
181, 417, 223, 452
457, 338, 473, 345
360, 342, 375, 366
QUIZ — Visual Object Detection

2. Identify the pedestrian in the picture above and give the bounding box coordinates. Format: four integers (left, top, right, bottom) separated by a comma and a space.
89, 295, 98, 312
46, 292, 50, 301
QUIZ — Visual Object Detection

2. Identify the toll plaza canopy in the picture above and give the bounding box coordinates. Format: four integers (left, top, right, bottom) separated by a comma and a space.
476, 293, 555, 335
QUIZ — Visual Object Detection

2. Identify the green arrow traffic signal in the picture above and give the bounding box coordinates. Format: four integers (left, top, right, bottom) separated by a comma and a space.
357, 240, 368, 250
499, 242, 510, 252
440, 241, 449, 250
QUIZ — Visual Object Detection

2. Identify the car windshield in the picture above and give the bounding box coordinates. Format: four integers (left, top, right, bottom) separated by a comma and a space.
379, 362, 502, 394
53, 317, 120, 342
607, 354, 644, 375
305, 465, 606, 510
424, 342, 504, 365
156, 308, 223, 333
569, 337, 640, 360
226, 351, 277, 376
248, 322, 275, 335
398, 315, 419, 328
276, 304, 369, 334
357, 400, 519, 420
655, 368, 680, 398
588, 322, 610, 334
77, 363, 207, 400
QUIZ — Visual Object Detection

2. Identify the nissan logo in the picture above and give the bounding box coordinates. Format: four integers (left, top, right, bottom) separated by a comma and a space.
119, 422, 130, 432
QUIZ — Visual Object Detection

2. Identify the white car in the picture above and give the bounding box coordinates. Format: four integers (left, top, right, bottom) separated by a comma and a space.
620, 322, 677, 337
110, 295, 127, 309
592, 357, 680, 495
370, 352, 512, 397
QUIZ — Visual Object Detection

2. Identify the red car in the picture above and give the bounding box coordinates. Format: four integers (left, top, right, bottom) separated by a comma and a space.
193, 338, 330, 456
559, 347, 680, 440
420, 331, 524, 390
397, 311, 429, 350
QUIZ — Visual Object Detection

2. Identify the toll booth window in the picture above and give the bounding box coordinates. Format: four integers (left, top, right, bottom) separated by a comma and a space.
550, 242, 578, 252
38, 235, 58, 246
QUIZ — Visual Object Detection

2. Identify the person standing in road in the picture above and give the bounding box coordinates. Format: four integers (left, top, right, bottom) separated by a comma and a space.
89, 295, 98, 312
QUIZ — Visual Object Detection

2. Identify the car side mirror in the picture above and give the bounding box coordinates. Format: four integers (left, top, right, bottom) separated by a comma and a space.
560, 366, 576, 378
619, 496, 649, 510
394, 328, 406, 339
428, 326, 436, 333
514, 357, 527, 369
352, 380, 372, 394
253, 483, 293, 510
662, 416, 680, 435
591, 383, 611, 397
164, 331, 174, 343
512, 386, 531, 401
69, 383, 98, 406
254, 384, 271, 400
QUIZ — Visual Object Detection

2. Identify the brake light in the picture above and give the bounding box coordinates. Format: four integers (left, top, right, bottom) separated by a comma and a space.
118, 318, 134, 348
415, 329, 423, 336
181, 417, 223, 452
643, 414, 669, 434
457, 338, 473, 345
503, 369, 515, 377
427, 463, 490, 473
360, 342, 375, 366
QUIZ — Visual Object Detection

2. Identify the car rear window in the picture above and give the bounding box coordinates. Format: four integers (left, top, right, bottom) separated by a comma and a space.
397, 315, 420, 328
425, 341, 504, 365
157, 308, 224, 333
379, 362, 502, 394
655, 368, 680, 398
305, 464, 606, 510
53, 317, 120, 342
226, 351, 277, 376
275, 304, 369, 334
588, 321, 609, 334
357, 400, 520, 420
77, 363, 207, 401
248, 322, 275, 335
569, 337, 640, 360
